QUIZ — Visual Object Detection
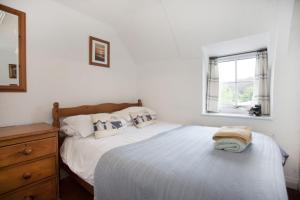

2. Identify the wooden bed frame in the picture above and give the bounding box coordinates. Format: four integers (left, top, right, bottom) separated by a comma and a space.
52, 99, 142, 194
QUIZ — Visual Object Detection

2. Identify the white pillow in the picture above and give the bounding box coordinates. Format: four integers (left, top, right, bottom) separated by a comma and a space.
91, 113, 126, 139
91, 113, 127, 127
62, 115, 94, 138
113, 107, 156, 125
60, 125, 79, 137
130, 110, 156, 128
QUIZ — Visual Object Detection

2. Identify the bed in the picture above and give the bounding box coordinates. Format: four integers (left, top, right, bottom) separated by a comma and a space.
52, 100, 288, 200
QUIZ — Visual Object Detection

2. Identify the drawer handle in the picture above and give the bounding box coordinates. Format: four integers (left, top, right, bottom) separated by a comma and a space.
23, 195, 34, 200
23, 172, 32, 180
23, 147, 32, 155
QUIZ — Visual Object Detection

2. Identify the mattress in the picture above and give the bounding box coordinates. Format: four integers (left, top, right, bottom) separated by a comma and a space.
60, 121, 181, 185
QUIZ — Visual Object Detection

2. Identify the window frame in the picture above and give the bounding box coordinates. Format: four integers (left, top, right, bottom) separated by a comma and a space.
215, 52, 257, 114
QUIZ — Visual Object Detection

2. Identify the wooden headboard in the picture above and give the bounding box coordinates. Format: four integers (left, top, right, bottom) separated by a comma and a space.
52, 99, 142, 128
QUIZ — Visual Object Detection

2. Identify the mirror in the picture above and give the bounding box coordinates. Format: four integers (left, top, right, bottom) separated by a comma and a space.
0, 4, 26, 92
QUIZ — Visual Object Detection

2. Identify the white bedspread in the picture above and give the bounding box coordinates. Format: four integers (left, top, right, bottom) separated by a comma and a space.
60, 121, 181, 185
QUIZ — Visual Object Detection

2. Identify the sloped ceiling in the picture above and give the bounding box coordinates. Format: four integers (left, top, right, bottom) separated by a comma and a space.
53, 0, 281, 63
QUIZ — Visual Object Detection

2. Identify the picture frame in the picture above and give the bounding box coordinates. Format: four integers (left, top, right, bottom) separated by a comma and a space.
8, 64, 17, 79
89, 36, 110, 67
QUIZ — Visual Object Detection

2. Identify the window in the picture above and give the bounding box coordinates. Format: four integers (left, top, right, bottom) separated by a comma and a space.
206, 50, 270, 116
218, 57, 256, 114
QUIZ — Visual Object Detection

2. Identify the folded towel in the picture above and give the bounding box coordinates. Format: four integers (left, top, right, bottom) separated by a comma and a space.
214, 138, 250, 153
212, 126, 252, 144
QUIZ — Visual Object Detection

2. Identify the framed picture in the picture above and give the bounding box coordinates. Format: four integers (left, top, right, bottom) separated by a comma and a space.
8, 64, 17, 79
89, 36, 110, 67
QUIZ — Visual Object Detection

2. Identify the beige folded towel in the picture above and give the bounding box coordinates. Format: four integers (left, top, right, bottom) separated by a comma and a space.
212, 126, 252, 144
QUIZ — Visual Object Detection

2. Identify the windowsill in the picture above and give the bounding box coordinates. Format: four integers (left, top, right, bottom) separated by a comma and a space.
202, 112, 272, 120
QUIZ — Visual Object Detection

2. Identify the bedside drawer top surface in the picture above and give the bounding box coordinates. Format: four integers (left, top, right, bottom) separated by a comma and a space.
0, 123, 58, 142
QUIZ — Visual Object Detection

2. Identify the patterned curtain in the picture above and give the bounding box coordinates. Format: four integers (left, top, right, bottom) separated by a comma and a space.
206, 59, 219, 112
254, 50, 270, 115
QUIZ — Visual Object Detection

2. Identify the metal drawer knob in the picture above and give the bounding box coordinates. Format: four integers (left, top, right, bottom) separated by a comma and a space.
22, 172, 32, 179
23, 147, 32, 155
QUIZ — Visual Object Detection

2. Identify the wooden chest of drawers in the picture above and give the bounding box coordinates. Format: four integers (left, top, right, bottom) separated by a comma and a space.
0, 123, 58, 200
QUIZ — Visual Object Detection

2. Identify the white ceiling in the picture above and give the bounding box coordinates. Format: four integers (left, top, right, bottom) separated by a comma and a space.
53, 0, 284, 63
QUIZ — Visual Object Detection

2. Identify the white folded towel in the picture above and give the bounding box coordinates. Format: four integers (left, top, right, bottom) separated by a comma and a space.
214, 138, 250, 153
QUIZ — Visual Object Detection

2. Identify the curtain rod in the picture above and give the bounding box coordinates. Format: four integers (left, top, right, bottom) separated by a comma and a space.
209, 48, 267, 60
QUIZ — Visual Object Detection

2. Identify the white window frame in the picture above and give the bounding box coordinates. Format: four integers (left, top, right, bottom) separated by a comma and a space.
217, 52, 257, 115
202, 48, 273, 120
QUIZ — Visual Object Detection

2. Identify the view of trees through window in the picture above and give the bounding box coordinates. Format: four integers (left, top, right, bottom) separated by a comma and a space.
218, 58, 256, 110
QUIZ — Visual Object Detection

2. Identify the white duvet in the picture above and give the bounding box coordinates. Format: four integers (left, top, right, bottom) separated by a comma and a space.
61, 121, 181, 185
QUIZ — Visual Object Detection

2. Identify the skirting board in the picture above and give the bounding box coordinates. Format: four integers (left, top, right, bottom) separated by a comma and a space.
286, 176, 299, 190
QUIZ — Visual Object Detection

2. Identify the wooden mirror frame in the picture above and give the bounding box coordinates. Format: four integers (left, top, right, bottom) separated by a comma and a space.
0, 4, 26, 92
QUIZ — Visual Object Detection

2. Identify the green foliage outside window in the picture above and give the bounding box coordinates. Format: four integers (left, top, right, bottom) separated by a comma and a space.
219, 84, 253, 106
219, 85, 234, 105
239, 85, 253, 103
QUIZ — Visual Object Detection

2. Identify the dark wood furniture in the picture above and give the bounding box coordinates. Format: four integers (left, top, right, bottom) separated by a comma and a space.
0, 123, 59, 200
52, 99, 142, 194
0, 4, 27, 92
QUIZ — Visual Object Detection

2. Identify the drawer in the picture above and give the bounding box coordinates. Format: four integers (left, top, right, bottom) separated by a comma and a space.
0, 157, 56, 194
0, 137, 56, 167
0, 178, 56, 200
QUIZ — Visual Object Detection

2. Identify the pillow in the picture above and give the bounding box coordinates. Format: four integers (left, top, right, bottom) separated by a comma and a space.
91, 113, 126, 139
113, 107, 157, 125
62, 115, 94, 137
60, 125, 78, 137
130, 110, 156, 128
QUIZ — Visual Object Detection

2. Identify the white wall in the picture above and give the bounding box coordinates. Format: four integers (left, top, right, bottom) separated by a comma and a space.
138, 0, 300, 189
53, 0, 280, 63
0, 0, 138, 126
285, 0, 300, 189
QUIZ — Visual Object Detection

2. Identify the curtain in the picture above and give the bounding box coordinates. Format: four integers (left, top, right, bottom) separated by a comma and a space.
206, 59, 219, 112
254, 50, 270, 115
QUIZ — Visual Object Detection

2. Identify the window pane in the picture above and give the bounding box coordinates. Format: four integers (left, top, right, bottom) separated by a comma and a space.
237, 82, 254, 105
237, 58, 256, 81
218, 61, 235, 82
219, 82, 236, 106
